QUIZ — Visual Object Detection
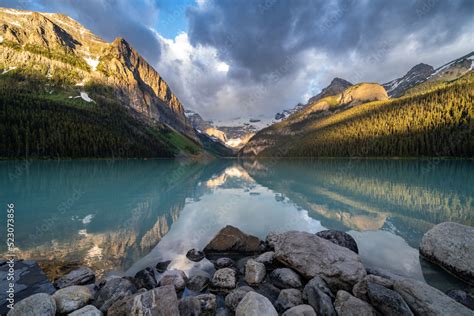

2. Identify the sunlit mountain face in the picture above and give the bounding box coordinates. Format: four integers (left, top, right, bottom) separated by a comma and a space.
2, 159, 471, 291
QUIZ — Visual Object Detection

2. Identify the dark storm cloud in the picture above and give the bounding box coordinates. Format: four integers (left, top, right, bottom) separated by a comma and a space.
187, 0, 473, 81
0, 0, 162, 65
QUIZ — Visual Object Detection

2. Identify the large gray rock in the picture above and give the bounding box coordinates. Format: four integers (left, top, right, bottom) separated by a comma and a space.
158, 269, 187, 291
236, 292, 278, 316
268, 231, 366, 292
68, 305, 102, 315
108, 285, 179, 316
133, 267, 157, 290
54, 267, 95, 289
282, 305, 316, 316
211, 268, 237, 290
94, 277, 137, 312
316, 230, 359, 254
353, 274, 394, 301
255, 251, 275, 267
302, 276, 335, 316
270, 268, 302, 289
245, 259, 266, 285
393, 278, 473, 316
225, 286, 255, 311
334, 290, 376, 316
7, 293, 56, 316
446, 289, 474, 310
274, 289, 303, 312
366, 282, 413, 316
204, 225, 262, 257
419, 222, 474, 284
1, 260, 56, 315
52, 285, 92, 314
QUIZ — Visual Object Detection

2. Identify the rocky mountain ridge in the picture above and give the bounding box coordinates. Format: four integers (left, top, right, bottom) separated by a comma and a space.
0, 7, 195, 139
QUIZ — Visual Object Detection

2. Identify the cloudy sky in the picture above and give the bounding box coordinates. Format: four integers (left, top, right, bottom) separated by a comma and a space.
2, 0, 473, 120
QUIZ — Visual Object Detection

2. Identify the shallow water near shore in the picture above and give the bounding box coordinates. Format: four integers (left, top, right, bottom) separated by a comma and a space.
1, 159, 473, 292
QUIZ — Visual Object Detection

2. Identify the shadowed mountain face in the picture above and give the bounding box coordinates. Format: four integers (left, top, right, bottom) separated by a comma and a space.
0, 7, 195, 139
383, 63, 435, 98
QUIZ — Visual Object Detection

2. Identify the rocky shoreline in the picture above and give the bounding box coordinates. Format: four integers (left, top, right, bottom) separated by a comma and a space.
3, 223, 474, 315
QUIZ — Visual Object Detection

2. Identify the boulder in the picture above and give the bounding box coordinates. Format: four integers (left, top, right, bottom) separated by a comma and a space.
225, 286, 255, 311
393, 278, 473, 316
155, 260, 172, 273
215, 257, 236, 269
196, 293, 217, 314
211, 268, 237, 290
366, 282, 413, 316
1, 260, 56, 315
255, 251, 275, 267
133, 267, 157, 290
253, 281, 281, 304
94, 277, 137, 312
353, 274, 394, 301
334, 290, 376, 316
274, 289, 303, 312
186, 274, 209, 292
235, 292, 278, 316
186, 248, 205, 262
52, 285, 92, 314
178, 297, 201, 316
7, 293, 56, 316
68, 305, 102, 315
270, 268, 302, 289
245, 259, 266, 285
158, 269, 187, 291
268, 231, 366, 291
282, 305, 316, 316
302, 276, 335, 316
204, 225, 262, 257
316, 230, 359, 254
419, 222, 474, 284
114, 285, 179, 316
54, 267, 96, 289
446, 289, 474, 310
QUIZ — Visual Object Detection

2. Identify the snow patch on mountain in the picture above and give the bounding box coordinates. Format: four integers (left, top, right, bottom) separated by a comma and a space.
84, 56, 99, 71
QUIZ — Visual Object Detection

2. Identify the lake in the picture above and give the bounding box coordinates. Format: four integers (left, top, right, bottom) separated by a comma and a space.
1, 159, 473, 293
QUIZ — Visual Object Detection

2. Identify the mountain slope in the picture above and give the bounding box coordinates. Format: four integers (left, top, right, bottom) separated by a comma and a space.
240, 72, 473, 158
0, 7, 200, 157
383, 63, 434, 98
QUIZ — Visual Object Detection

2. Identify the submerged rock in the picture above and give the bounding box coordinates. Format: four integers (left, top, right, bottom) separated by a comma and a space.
274, 288, 303, 312
302, 276, 335, 316
186, 248, 205, 262
268, 231, 366, 291
282, 305, 316, 316
54, 267, 95, 289
393, 278, 472, 316
419, 222, 474, 284
366, 282, 413, 316
155, 260, 172, 273
204, 225, 262, 257
334, 290, 376, 316
316, 230, 359, 254
7, 293, 56, 316
235, 292, 278, 316
94, 277, 137, 312
270, 268, 302, 289
68, 304, 102, 315
52, 285, 92, 314
446, 289, 474, 310
158, 269, 188, 291
211, 268, 237, 290
225, 286, 255, 311
245, 259, 266, 285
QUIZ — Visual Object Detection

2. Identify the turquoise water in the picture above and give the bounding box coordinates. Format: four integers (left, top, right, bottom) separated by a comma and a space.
0, 159, 473, 291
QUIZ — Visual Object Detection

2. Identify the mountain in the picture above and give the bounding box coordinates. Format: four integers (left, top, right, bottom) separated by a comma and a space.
427, 51, 474, 82
240, 69, 473, 158
274, 77, 353, 121
383, 63, 434, 97
0, 7, 202, 158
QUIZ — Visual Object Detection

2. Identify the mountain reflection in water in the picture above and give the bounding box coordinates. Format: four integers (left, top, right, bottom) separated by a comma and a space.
0, 159, 472, 291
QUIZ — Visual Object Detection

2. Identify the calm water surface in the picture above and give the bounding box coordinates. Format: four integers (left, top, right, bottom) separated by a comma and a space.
1, 159, 473, 292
